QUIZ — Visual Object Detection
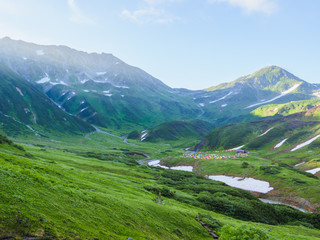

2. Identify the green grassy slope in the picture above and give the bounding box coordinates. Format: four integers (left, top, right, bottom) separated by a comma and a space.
251, 99, 320, 118
141, 120, 215, 147
1, 134, 320, 239
0, 64, 93, 137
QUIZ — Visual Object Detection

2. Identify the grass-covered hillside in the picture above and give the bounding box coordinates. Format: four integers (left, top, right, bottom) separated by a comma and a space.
251, 99, 320, 118
1, 133, 320, 239
136, 120, 215, 148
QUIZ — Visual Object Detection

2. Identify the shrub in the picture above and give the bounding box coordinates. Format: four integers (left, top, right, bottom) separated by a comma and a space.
241, 162, 249, 168
219, 224, 269, 240
260, 166, 281, 175
198, 214, 223, 231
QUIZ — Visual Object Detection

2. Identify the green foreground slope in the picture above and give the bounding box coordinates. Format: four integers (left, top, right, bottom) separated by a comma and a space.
1, 133, 320, 239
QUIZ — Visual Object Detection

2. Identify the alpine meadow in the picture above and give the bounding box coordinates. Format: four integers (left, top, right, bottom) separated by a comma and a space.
1, 1, 320, 239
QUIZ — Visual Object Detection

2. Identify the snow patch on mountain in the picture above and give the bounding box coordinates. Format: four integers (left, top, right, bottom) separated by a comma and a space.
115, 85, 129, 89
80, 79, 89, 84
306, 168, 320, 174
79, 107, 88, 113
291, 135, 320, 152
199, 103, 205, 107
221, 104, 227, 107
208, 175, 273, 193
16, 87, 24, 96
37, 76, 50, 84
140, 130, 148, 141
229, 145, 245, 150
274, 138, 288, 149
96, 72, 106, 75
259, 127, 274, 137
209, 91, 233, 104
245, 83, 301, 109
294, 162, 305, 167
147, 160, 193, 172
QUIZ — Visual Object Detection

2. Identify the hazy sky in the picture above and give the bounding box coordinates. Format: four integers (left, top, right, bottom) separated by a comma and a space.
0, 0, 319, 90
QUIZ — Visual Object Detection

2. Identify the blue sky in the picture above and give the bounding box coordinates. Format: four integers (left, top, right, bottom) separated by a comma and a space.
0, 0, 319, 90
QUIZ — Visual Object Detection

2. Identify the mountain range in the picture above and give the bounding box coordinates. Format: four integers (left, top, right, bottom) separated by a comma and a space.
0, 37, 319, 139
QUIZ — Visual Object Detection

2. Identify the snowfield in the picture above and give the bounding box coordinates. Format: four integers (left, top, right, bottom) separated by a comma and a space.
208, 175, 274, 193
245, 83, 301, 109
148, 160, 193, 172
209, 91, 233, 104
291, 135, 320, 152
229, 145, 245, 150
305, 168, 320, 174
258, 127, 274, 137
15, 87, 24, 96
274, 138, 288, 149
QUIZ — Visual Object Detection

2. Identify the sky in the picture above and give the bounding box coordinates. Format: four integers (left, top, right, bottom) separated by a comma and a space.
0, 0, 319, 90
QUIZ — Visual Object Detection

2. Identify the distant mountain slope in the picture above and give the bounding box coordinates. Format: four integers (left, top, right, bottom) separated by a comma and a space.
189, 66, 320, 126
1, 37, 320, 134
0, 37, 200, 131
202, 108, 320, 151
140, 119, 215, 142
0, 64, 93, 137
251, 99, 320, 118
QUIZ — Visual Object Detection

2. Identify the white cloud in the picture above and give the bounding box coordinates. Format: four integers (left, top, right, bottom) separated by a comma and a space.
67, 0, 94, 24
121, 7, 177, 24
121, 0, 182, 24
144, 0, 183, 5
208, 0, 277, 14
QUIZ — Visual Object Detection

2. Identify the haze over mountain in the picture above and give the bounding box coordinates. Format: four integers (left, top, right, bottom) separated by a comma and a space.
0, 37, 320, 138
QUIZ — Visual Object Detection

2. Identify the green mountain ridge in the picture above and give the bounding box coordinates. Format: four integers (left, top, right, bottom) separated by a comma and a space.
1, 37, 319, 135
0, 37, 200, 131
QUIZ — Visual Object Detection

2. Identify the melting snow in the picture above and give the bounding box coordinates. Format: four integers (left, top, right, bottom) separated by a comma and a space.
208, 175, 274, 193
15, 87, 24, 96
79, 107, 88, 113
59, 81, 68, 86
104, 94, 112, 97
171, 166, 193, 172
229, 145, 245, 150
274, 138, 288, 149
115, 85, 130, 89
221, 104, 227, 107
83, 90, 89, 92
313, 92, 320, 98
80, 79, 89, 84
305, 168, 320, 174
37, 76, 50, 84
199, 103, 205, 107
209, 91, 233, 104
141, 130, 148, 141
259, 127, 274, 137
96, 72, 106, 75
103, 90, 110, 94
148, 160, 169, 169
147, 160, 193, 172
294, 162, 305, 167
36, 50, 44, 56
245, 83, 301, 109
291, 135, 320, 152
